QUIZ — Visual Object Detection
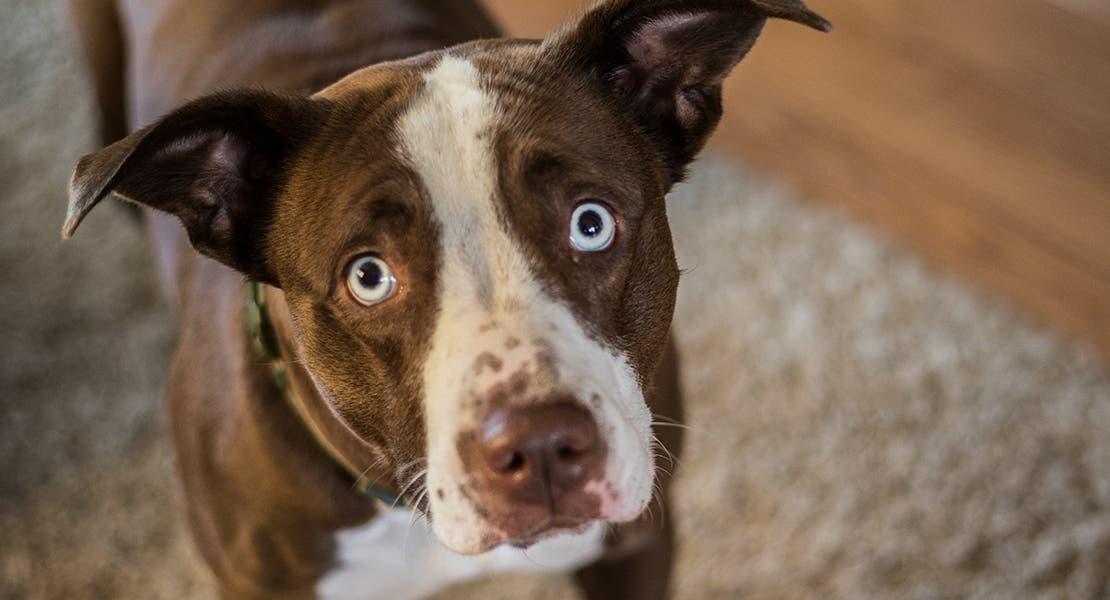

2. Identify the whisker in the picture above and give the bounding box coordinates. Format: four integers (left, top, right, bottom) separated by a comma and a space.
407, 491, 428, 534
517, 546, 545, 569
410, 488, 430, 524
651, 421, 697, 432
395, 457, 428, 475
650, 481, 667, 529
393, 467, 427, 510
651, 458, 675, 480
403, 485, 430, 561
650, 413, 704, 434
651, 435, 680, 471
350, 454, 390, 491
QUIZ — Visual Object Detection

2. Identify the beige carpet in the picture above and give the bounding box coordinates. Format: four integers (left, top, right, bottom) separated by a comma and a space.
2, 2, 1109, 599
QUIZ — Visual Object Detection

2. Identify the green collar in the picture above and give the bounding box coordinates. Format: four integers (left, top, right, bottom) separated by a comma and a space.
245, 281, 406, 509
245, 281, 288, 391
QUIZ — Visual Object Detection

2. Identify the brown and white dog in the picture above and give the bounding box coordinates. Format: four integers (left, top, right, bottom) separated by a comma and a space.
62, 0, 829, 597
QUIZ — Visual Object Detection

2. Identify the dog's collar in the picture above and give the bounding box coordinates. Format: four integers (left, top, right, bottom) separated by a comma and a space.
245, 281, 407, 509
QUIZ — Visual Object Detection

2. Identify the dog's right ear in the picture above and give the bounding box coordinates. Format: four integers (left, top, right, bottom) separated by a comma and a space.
63, 90, 328, 284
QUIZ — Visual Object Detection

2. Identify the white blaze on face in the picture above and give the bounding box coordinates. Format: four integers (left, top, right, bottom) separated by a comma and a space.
396, 55, 655, 555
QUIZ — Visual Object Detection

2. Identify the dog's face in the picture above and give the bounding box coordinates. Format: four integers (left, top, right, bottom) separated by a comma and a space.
274, 49, 680, 553
64, 0, 829, 554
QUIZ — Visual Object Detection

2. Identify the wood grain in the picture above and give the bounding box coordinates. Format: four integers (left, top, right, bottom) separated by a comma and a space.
483, 0, 1110, 359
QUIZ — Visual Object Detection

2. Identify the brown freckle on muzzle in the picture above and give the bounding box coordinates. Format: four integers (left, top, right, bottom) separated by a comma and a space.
486, 385, 510, 411
505, 336, 520, 349
473, 352, 503, 375
534, 351, 557, 379
509, 369, 529, 395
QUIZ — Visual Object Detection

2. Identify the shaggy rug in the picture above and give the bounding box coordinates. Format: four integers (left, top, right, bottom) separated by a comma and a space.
2, 2, 1108, 599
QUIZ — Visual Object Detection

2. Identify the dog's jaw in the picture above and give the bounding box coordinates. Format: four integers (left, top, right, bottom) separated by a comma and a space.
399, 55, 654, 555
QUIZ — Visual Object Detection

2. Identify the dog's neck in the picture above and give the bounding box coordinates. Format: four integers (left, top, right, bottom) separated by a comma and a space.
247, 281, 406, 507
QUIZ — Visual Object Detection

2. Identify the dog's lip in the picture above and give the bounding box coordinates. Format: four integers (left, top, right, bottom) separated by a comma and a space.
504, 516, 596, 549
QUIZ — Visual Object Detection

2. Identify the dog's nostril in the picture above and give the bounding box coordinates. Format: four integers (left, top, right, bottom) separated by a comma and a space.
488, 447, 527, 474
504, 451, 525, 473
554, 434, 589, 461
557, 442, 575, 459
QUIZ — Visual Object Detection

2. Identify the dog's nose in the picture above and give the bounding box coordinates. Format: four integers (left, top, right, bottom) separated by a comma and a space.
468, 401, 603, 506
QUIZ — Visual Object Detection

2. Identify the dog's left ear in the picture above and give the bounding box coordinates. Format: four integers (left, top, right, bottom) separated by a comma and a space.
63, 90, 328, 284
545, 0, 830, 183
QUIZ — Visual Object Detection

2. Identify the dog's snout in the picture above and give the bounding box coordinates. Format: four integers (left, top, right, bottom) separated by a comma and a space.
478, 402, 600, 498
460, 400, 605, 524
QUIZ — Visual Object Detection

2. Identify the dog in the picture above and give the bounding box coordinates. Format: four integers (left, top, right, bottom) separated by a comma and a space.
62, 0, 829, 597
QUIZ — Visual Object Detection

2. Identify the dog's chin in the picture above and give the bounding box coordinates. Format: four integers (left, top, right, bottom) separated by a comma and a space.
468, 517, 598, 553
436, 495, 651, 554
506, 517, 598, 549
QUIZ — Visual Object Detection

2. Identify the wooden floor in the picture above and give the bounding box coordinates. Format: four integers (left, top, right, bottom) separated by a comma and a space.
483, 0, 1110, 360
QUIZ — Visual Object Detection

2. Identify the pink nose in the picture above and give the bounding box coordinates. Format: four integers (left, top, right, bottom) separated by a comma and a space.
459, 400, 605, 526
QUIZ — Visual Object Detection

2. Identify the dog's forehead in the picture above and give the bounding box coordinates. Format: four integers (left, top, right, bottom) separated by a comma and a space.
279, 47, 654, 297
316, 42, 642, 166
315, 40, 536, 105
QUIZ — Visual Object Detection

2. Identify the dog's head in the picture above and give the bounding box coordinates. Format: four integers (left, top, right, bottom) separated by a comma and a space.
63, 0, 829, 554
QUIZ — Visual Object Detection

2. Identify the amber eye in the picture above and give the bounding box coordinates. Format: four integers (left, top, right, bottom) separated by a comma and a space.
570, 201, 615, 252
345, 254, 396, 306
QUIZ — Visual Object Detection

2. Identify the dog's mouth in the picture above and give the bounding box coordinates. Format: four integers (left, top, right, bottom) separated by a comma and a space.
503, 517, 598, 550
449, 470, 607, 553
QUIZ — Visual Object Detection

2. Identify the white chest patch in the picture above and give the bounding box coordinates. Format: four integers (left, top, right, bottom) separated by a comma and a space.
316, 510, 606, 600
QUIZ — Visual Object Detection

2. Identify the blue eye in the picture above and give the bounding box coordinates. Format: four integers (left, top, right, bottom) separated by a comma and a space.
569, 202, 615, 252
346, 254, 396, 305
